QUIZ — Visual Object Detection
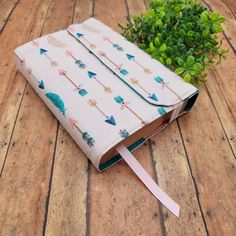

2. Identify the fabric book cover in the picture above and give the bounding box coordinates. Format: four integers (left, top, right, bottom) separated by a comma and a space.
14, 18, 199, 217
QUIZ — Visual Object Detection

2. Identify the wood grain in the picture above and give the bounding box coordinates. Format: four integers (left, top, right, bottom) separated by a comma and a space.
178, 87, 236, 235
220, 0, 236, 17
0, 83, 57, 235
151, 122, 208, 236
205, 39, 236, 155
0, 0, 52, 175
44, 0, 93, 235
0, 0, 19, 32
45, 126, 89, 236
0, 0, 51, 104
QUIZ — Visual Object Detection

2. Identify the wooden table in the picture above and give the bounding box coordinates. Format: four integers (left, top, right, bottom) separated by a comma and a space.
0, 0, 235, 235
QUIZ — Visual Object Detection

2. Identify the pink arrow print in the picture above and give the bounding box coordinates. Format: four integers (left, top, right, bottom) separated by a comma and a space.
88, 99, 116, 126
126, 54, 152, 74
31, 40, 39, 47
65, 50, 77, 61
69, 118, 95, 147
98, 51, 120, 68
154, 76, 182, 101
102, 36, 114, 45
68, 25, 76, 33
65, 50, 86, 69
98, 51, 128, 76
102, 36, 124, 51
114, 95, 147, 126
58, 69, 88, 96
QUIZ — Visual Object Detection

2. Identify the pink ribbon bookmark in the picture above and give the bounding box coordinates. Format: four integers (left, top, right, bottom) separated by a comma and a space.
116, 145, 180, 217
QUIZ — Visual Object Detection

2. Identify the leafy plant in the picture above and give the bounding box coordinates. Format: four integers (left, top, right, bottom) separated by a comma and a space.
119, 0, 228, 84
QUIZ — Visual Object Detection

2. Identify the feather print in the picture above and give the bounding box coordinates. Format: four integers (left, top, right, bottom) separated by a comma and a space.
82, 23, 102, 34
47, 35, 66, 48
46, 92, 67, 116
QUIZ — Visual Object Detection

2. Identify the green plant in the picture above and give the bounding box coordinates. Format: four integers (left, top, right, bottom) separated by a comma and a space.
119, 0, 228, 84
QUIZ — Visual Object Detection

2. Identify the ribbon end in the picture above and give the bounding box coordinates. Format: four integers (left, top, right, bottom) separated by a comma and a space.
173, 204, 180, 218
116, 144, 181, 218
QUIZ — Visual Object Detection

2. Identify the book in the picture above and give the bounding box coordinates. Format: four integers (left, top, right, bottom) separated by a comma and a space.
14, 18, 198, 217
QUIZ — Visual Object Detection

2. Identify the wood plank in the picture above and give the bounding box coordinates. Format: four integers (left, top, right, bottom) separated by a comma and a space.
45, 0, 93, 235
0, 0, 50, 104
203, 0, 236, 52
0, 74, 26, 173
0, 0, 19, 32
198, 0, 236, 154
126, 0, 146, 16
0, 0, 52, 176
44, 126, 89, 236
150, 124, 207, 235
205, 42, 236, 155
0, 84, 57, 235
126, 0, 207, 235
220, 0, 236, 17
89, 1, 164, 235
178, 86, 236, 235
73, 0, 94, 23
89, 146, 164, 236
0, 0, 75, 235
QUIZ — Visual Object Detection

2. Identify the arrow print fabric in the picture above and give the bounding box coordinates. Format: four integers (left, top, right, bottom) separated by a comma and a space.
15, 18, 198, 171
88, 99, 116, 126
17, 56, 45, 90
69, 118, 95, 147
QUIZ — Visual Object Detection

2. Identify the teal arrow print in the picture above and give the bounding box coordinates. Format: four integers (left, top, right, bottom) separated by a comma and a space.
126, 53, 151, 74
87, 71, 112, 93
105, 115, 116, 126
40, 48, 47, 55
16, 56, 45, 90
38, 80, 45, 89
103, 36, 123, 51
130, 78, 158, 102
76, 32, 96, 48
119, 129, 129, 138
58, 69, 88, 96
69, 118, 95, 147
88, 99, 116, 126
76, 33, 84, 38
158, 107, 167, 116
154, 76, 182, 101
88, 71, 97, 78
114, 95, 146, 126
66, 50, 86, 69
126, 54, 135, 60
98, 51, 128, 76
40, 48, 58, 67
